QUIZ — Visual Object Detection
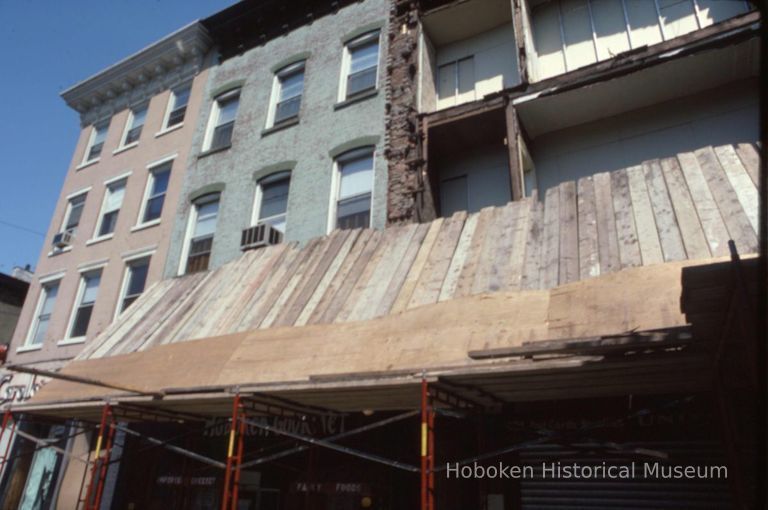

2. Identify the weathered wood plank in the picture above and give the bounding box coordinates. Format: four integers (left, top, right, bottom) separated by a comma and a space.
558, 181, 579, 284
609, 169, 641, 269
408, 211, 466, 308
676, 152, 730, 257
643, 160, 686, 262
439, 213, 478, 300
660, 157, 710, 260
577, 176, 600, 279
694, 146, 757, 253
471, 207, 502, 295
734, 142, 760, 186
714, 145, 759, 234
504, 198, 531, 290
593, 172, 621, 272
454, 207, 494, 297
521, 196, 544, 290
486, 204, 519, 292
375, 223, 430, 316
391, 218, 444, 312
626, 165, 664, 265
539, 186, 560, 288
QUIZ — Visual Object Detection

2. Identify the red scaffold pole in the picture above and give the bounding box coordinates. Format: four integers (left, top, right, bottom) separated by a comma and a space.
93, 410, 117, 510
421, 378, 428, 510
0, 410, 15, 474
428, 399, 436, 510
84, 403, 111, 510
221, 394, 241, 510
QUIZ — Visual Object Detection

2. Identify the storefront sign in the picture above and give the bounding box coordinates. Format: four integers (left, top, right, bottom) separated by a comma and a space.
156, 475, 216, 486
0, 372, 47, 406
291, 482, 369, 494
203, 414, 346, 438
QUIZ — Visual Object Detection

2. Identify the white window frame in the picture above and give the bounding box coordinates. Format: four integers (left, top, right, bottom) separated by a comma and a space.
202, 89, 240, 152
266, 62, 305, 128
59, 188, 91, 235
337, 30, 381, 102
437, 56, 475, 108
114, 255, 151, 320
91, 173, 130, 242
81, 121, 109, 166
251, 171, 291, 231
135, 155, 175, 229
63, 266, 104, 344
327, 147, 376, 233
117, 103, 148, 150
178, 193, 220, 276
159, 83, 192, 134
22, 276, 62, 349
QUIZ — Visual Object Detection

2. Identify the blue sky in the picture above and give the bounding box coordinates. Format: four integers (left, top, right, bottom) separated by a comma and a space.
0, 0, 237, 275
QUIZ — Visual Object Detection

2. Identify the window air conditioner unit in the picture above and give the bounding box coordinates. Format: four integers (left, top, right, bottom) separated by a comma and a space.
52, 231, 74, 249
241, 224, 283, 251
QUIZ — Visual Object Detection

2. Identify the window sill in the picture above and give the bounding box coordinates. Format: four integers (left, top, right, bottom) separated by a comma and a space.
113, 142, 139, 155
155, 123, 184, 138
261, 117, 299, 137
85, 234, 114, 246
334, 88, 378, 110
197, 144, 232, 159
130, 219, 161, 232
76, 158, 100, 171
58, 337, 85, 346
48, 246, 73, 257
16, 344, 43, 353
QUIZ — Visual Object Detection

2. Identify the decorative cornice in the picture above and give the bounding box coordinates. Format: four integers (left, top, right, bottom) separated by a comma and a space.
61, 22, 213, 125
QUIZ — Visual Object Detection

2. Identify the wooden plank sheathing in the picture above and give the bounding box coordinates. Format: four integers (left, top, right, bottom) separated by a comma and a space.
408, 211, 466, 308
349, 223, 419, 322
558, 181, 579, 284
375, 223, 430, 316
643, 160, 686, 262
484, 204, 517, 293
694, 147, 757, 253
659, 157, 710, 260
676, 152, 730, 257
609, 169, 642, 269
503, 198, 531, 291
439, 213, 478, 300
576, 177, 599, 279
520, 197, 544, 290
471, 207, 503, 295
295, 229, 361, 325
539, 186, 560, 289
390, 218, 444, 312
306, 229, 373, 325
734, 142, 760, 186
714, 145, 759, 234
626, 165, 664, 265
453, 207, 494, 297
593, 171, 621, 273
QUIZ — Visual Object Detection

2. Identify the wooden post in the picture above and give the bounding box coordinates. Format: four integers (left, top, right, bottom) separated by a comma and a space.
505, 101, 524, 202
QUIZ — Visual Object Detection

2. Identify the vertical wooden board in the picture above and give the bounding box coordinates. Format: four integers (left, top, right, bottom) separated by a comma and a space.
676, 152, 730, 257
349, 223, 419, 321
307, 230, 373, 324
375, 223, 430, 316
471, 207, 503, 295
485, 203, 519, 292
408, 211, 467, 308
453, 207, 494, 297
714, 145, 759, 234
660, 157, 710, 260
694, 147, 758, 253
593, 171, 621, 272
643, 160, 686, 262
626, 165, 664, 265
577, 176, 600, 279
439, 212, 478, 300
295, 230, 360, 326
609, 169, 642, 269
521, 198, 545, 290
390, 218, 444, 312
503, 198, 532, 291
539, 186, 560, 289
558, 181, 579, 284
734, 143, 760, 186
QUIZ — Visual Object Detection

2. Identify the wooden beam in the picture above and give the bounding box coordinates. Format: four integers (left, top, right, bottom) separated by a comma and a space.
511, 0, 528, 84
6, 364, 164, 399
505, 102, 524, 201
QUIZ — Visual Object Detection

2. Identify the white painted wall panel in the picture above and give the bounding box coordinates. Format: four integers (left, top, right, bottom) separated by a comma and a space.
697, 0, 749, 28
591, 0, 631, 60
531, 2, 567, 79
561, 0, 598, 70
624, 0, 664, 48
658, 0, 699, 39
439, 146, 511, 215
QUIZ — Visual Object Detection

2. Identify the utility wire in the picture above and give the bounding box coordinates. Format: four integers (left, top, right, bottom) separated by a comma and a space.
0, 219, 45, 237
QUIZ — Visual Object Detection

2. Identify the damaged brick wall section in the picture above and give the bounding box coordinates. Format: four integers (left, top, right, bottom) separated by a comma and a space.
385, 0, 435, 224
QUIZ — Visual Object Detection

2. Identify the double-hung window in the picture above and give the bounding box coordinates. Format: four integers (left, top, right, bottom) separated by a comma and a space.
119, 258, 150, 313
95, 179, 126, 238
26, 281, 59, 347
140, 162, 171, 224
437, 57, 475, 108
68, 270, 101, 340
62, 193, 87, 236
121, 104, 147, 147
254, 171, 290, 233
204, 90, 240, 152
165, 85, 191, 129
83, 122, 108, 164
341, 31, 380, 100
332, 147, 374, 231
269, 62, 304, 127
184, 194, 220, 274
